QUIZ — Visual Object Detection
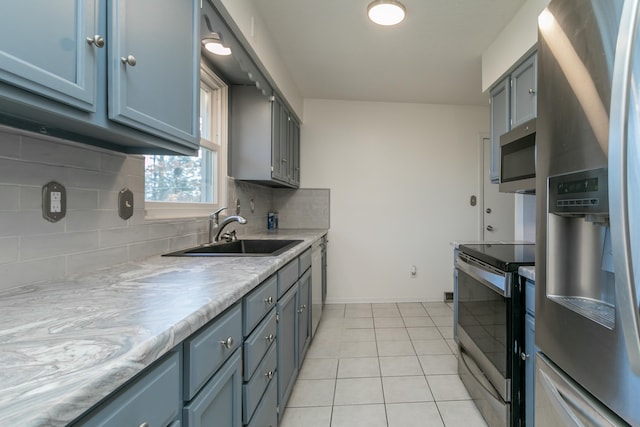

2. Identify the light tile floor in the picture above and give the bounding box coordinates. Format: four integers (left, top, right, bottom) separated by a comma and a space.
280, 302, 488, 427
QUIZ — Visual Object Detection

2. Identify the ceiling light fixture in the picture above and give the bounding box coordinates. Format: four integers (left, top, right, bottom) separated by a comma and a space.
367, 0, 407, 26
202, 33, 231, 56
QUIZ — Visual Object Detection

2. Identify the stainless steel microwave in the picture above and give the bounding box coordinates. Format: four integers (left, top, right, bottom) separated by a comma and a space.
499, 118, 536, 193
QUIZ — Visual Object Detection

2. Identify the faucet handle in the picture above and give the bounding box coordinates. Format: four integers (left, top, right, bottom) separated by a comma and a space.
210, 207, 227, 220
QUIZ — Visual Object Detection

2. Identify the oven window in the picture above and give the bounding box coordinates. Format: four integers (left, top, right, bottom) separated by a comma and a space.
457, 268, 509, 377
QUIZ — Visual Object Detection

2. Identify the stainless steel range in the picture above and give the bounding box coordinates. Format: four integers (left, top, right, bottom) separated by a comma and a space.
455, 243, 534, 427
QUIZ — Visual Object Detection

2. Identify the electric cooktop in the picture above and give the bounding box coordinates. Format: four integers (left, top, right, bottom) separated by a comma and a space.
459, 243, 535, 272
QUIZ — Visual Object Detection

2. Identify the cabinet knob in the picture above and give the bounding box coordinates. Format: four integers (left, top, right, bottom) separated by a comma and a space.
121, 55, 137, 67
486, 225, 494, 231
86, 35, 105, 48
281, 158, 288, 163
265, 370, 274, 380
219, 336, 234, 349
520, 352, 530, 361
528, 88, 536, 95
264, 296, 274, 305
265, 333, 275, 343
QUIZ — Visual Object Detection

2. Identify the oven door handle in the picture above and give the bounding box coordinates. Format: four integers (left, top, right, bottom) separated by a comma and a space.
457, 256, 511, 297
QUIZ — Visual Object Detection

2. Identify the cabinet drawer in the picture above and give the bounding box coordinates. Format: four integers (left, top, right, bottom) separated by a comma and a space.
244, 309, 277, 381
244, 275, 277, 336
184, 303, 242, 401
74, 351, 180, 427
526, 280, 535, 315
278, 258, 299, 298
299, 248, 311, 275
243, 344, 277, 424
183, 349, 243, 427
247, 377, 277, 427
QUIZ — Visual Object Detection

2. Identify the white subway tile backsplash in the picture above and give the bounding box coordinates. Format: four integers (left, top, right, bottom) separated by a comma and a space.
0, 237, 19, 264
0, 129, 21, 158
0, 185, 19, 211
0, 256, 66, 292
21, 136, 101, 170
0, 127, 329, 291
0, 211, 65, 237
20, 231, 99, 261
66, 247, 129, 276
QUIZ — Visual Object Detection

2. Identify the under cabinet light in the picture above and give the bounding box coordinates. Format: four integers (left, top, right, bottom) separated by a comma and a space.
202, 33, 231, 56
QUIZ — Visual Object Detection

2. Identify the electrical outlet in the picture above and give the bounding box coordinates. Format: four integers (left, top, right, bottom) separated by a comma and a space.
42, 181, 66, 222
118, 188, 134, 220
410, 265, 417, 278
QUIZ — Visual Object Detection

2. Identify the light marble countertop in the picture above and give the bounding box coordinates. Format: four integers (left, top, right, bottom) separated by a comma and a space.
519, 266, 535, 281
0, 229, 327, 426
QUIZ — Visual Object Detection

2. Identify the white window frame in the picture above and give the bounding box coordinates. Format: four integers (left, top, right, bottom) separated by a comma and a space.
145, 66, 228, 219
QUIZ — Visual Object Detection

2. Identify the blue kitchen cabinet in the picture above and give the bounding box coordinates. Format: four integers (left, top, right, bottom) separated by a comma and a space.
489, 77, 510, 183
488, 52, 537, 184
183, 350, 243, 427
277, 283, 299, 418
297, 270, 312, 363
510, 54, 537, 128
72, 350, 182, 427
0, 0, 199, 155
0, 1, 99, 112
108, 0, 199, 146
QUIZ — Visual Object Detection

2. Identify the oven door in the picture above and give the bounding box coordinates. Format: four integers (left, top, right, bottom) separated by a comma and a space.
456, 253, 513, 402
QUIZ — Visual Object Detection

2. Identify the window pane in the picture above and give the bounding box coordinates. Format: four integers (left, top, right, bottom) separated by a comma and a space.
144, 148, 215, 203
200, 87, 211, 140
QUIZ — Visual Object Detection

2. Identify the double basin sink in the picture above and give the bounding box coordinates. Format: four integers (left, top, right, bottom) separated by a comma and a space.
164, 239, 303, 257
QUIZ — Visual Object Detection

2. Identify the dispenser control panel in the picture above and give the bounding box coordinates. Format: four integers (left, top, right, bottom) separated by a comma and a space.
549, 168, 608, 216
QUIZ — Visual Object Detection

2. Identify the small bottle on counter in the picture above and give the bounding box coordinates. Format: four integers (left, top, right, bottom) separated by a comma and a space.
267, 212, 278, 230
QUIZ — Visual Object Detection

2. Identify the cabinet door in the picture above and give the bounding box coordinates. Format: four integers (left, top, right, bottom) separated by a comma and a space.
277, 284, 298, 416
183, 350, 243, 427
510, 54, 537, 128
0, 0, 99, 111
271, 97, 286, 182
525, 313, 536, 427
297, 271, 311, 363
489, 78, 510, 183
108, 0, 199, 148
290, 118, 301, 186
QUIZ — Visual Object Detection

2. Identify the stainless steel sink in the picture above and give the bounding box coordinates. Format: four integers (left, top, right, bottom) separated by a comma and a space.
163, 239, 304, 257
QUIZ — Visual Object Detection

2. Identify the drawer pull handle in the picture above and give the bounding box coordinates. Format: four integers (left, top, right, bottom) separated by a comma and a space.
264, 296, 274, 305
139, 423, 150, 427
265, 333, 275, 343
265, 370, 274, 380
220, 336, 234, 349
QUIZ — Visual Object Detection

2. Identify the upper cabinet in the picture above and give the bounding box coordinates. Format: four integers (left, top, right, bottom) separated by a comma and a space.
0, 0, 200, 155
231, 86, 301, 188
489, 52, 537, 183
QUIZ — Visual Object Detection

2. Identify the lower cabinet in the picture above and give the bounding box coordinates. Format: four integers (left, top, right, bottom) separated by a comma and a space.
72, 243, 320, 427
297, 270, 311, 363
72, 350, 181, 427
183, 350, 243, 427
277, 283, 299, 417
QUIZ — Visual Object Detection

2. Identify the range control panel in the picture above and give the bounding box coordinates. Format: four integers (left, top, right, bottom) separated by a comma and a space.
549, 168, 609, 217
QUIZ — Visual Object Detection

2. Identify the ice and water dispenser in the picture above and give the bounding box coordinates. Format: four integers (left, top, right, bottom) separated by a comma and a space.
546, 168, 617, 328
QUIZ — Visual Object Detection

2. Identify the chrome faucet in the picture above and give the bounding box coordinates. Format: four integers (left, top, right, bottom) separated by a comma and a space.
209, 207, 227, 244
214, 215, 247, 242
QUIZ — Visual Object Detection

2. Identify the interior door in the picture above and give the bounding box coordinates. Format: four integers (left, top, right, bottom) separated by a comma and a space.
482, 137, 515, 241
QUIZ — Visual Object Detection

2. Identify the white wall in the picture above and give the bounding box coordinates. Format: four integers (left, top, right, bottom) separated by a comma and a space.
301, 99, 489, 303
482, 0, 549, 91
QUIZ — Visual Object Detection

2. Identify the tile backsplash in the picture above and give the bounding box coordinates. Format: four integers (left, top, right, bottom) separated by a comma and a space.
0, 127, 329, 292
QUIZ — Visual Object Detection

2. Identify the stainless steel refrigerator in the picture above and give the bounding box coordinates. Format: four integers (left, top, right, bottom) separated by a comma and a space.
536, 0, 640, 425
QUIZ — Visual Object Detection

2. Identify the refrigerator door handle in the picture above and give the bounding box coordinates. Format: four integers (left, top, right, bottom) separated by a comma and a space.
609, 0, 640, 376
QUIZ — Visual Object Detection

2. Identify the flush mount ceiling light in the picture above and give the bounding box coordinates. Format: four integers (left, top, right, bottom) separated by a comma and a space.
367, 0, 407, 26
202, 33, 231, 56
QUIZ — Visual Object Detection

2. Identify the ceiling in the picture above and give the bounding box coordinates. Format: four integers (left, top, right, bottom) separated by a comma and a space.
252, 0, 526, 106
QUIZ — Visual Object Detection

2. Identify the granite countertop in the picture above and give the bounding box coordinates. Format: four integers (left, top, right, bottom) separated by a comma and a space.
0, 229, 327, 426
519, 266, 535, 281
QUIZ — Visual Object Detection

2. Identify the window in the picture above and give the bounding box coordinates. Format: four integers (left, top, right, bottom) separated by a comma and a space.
144, 66, 227, 218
